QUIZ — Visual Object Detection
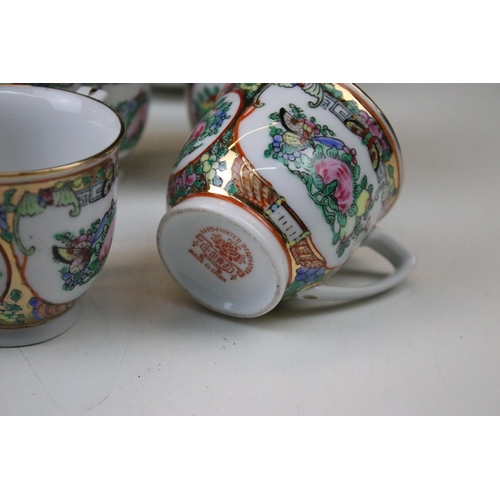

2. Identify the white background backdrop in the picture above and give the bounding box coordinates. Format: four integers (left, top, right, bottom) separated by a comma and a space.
2, 82, 500, 500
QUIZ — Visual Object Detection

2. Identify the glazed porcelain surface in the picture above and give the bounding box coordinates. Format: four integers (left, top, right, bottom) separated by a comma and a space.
188, 83, 226, 125
158, 83, 413, 318
30, 83, 150, 157
0, 85, 123, 345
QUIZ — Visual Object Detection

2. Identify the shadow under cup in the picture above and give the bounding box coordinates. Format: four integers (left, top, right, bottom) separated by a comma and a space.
0, 85, 124, 347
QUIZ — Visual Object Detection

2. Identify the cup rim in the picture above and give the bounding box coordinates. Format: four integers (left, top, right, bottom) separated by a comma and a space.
0, 84, 125, 178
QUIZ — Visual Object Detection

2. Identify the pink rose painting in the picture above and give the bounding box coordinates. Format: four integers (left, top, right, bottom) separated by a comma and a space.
266, 103, 377, 258
169, 168, 197, 205
314, 158, 353, 212
189, 121, 206, 142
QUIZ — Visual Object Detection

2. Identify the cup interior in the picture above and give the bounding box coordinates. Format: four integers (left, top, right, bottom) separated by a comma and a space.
0, 86, 122, 173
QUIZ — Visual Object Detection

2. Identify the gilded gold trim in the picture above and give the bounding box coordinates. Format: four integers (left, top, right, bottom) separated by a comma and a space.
0, 155, 118, 328
171, 83, 403, 295
202, 150, 334, 286
336, 83, 403, 193
0, 84, 125, 179
188, 191, 294, 284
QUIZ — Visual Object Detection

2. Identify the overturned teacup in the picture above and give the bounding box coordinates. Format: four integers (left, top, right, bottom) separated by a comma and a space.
157, 83, 416, 318
0, 85, 123, 346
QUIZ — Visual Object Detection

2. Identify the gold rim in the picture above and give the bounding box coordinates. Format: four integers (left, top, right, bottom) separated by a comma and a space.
339, 83, 403, 170
0, 84, 125, 179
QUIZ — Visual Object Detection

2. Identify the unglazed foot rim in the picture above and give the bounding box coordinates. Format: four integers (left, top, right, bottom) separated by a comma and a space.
157, 196, 290, 318
0, 301, 81, 347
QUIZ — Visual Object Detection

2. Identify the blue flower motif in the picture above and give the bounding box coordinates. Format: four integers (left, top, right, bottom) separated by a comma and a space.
28, 297, 43, 320
295, 267, 325, 284
271, 134, 302, 163
210, 110, 227, 130
0, 206, 7, 232
62, 267, 90, 290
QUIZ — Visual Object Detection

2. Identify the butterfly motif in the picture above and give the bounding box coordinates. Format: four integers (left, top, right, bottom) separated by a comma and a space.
52, 239, 91, 274
52, 211, 109, 273
279, 108, 345, 152
345, 116, 383, 171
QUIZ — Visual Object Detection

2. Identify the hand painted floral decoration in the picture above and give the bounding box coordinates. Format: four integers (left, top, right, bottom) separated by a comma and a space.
52, 201, 116, 290
170, 83, 399, 297
265, 104, 375, 257
0, 158, 117, 326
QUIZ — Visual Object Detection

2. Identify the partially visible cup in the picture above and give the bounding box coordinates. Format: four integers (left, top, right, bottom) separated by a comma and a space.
29, 83, 150, 157
187, 83, 226, 126
0, 85, 124, 346
157, 83, 416, 318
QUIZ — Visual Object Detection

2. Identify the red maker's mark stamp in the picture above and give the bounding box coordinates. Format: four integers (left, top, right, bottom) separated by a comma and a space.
188, 227, 253, 282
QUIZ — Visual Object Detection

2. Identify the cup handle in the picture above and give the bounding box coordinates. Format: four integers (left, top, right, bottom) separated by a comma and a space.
76, 86, 109, 103
295, 226, 417, 302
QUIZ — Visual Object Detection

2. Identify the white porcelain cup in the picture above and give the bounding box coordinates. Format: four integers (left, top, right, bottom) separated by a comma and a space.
0, 85, 124, 346
158, 83, 416, 318
29, 83, 150, 157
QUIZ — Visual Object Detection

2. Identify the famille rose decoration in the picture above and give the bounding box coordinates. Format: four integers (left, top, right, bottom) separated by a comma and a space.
157, 83, 416, 318
0, 85, 123, 346
187, 83, 225, 125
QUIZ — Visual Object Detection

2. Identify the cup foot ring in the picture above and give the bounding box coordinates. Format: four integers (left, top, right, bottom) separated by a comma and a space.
157, 196, 290, 318
0, 301, 81, 347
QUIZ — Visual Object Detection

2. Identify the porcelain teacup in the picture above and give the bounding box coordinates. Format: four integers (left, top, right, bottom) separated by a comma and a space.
30, 83, 150, 157
157, 83, 416, 318
0, 85, 123, 346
